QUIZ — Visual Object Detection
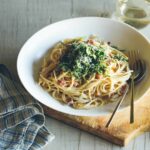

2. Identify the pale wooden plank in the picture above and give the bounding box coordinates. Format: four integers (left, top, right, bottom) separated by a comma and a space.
72, 0, 116, 17
0, 0, 27, 74
44, 117, 80, 150
111, 132, 150, 150
50, 0, 72, 16
95, 136, 113, 150
0, 0, 52, 74
51, 16, 72, 23
144, 132, 150, 150
131, 134, 145, 150
78, 132, 95, 150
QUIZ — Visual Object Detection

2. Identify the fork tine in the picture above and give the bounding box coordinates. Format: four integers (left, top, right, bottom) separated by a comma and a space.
128, 50, 134, 69
134, 51, 138, 71
135, 50, 140, 71
135, 50, 146, 73
134, 60, 146, 84
131, 50, 141, 80
131, 51, 134, 67
140, 59, 146, 71
137, 61, 141, 73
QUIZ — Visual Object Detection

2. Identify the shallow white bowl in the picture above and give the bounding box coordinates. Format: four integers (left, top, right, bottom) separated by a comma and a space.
17, 17, 150, 116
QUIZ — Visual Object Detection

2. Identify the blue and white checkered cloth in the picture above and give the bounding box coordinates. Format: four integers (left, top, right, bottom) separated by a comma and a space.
0, 65, 54, 150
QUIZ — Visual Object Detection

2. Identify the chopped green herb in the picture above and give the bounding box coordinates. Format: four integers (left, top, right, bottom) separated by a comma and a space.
58, 42, 107, 80
113, 53, 128, 62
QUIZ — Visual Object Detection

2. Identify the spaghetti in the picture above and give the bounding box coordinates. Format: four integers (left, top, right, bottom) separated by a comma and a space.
39, 37, 132, 109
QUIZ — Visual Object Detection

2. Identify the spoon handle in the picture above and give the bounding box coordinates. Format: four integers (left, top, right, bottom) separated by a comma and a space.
130, 76, 134, 123
105, 86, 129, 128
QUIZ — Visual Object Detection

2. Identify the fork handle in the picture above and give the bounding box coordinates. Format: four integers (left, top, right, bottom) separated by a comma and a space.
130, 77, 134, 123
105, 86, 129, 128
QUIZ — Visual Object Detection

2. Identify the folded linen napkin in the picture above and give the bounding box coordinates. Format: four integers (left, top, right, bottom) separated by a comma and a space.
0, 64, 54, 150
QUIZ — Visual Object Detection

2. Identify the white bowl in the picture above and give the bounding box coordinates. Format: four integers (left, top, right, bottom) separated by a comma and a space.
17, 17, 150, 116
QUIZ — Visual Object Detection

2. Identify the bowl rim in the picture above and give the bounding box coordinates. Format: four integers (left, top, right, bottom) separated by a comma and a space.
17, 17, 150, 116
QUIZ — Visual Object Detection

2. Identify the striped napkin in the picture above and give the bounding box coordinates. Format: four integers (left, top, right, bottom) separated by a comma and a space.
0, 64, 54, 150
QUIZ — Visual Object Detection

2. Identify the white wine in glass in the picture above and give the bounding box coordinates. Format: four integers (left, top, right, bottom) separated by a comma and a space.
116, 0, 150, 28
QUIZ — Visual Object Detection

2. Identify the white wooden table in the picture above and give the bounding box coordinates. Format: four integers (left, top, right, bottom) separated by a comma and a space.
0, 0, 150, 149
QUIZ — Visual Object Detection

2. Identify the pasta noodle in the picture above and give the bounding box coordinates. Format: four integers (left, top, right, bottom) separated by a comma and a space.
39, 36, 132, 109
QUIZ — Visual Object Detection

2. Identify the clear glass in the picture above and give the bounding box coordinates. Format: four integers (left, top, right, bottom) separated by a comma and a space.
115, 0, 150, 28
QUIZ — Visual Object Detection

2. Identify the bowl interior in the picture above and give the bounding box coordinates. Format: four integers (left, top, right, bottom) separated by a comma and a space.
17, 17, 150, 116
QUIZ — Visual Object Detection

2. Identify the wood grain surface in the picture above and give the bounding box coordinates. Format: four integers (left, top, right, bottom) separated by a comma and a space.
0, 0, 150, 150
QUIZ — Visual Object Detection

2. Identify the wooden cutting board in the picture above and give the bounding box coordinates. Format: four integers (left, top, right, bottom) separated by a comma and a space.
43, 90, 150, 146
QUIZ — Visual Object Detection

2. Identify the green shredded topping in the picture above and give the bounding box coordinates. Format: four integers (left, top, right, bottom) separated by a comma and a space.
113, 53, 128, 62
58, 42, 107, 80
